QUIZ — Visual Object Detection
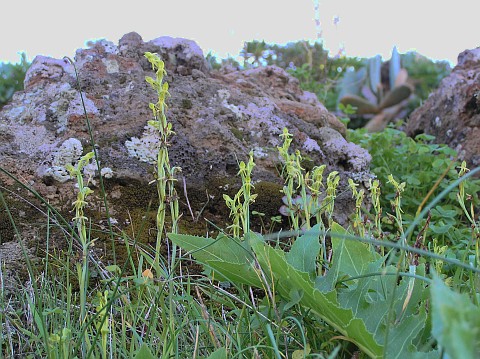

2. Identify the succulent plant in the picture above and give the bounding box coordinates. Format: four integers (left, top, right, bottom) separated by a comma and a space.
338, 47, 414, 131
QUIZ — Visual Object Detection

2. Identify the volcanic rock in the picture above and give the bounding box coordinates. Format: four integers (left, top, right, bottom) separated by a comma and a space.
0, 32, 372, 245
406, 47, 480, 167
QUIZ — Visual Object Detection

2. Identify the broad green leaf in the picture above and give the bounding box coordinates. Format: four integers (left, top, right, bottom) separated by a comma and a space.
172, 226, 435, 358
250, 230, 382, 358
284, 288, 303, 311
325, 224, 431, 358
206, 260, 261, 286
318, 222, 378, 292
330, 222, 379, 276
431, 274, 480, 359
286, 224, 321, 276
168, 233, 252, 264
169, 233, 261, 286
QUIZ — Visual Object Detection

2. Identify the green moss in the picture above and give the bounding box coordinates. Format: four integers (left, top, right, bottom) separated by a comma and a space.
250, 181, 285, 231
105, 179, 158, 209
0, 210, 15, 243
230, 127, 244, 141
0, 187, 42, 243
181, 98, 193, 109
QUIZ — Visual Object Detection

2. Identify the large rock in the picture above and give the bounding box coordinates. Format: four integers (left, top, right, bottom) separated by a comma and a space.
0, 32, 372, 247
406, 47, 480, 167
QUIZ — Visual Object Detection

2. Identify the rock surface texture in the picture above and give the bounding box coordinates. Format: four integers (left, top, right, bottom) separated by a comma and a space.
406, 47, 480, 167
0, 32, 372, 246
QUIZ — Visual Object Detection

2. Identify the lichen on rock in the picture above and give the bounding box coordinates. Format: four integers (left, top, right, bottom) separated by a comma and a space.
45, 137, 83, 182
125, 124, 161, 165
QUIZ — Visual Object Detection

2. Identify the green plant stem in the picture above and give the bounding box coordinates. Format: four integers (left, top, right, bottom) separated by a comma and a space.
64, 56, 117, 265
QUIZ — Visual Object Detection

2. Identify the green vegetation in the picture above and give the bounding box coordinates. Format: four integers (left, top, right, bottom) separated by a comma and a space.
401, 52, 451, 110
349, 127, 480, 289
171, 126, 480, 358
0, 48, 477, 358
0, 53, 30, 108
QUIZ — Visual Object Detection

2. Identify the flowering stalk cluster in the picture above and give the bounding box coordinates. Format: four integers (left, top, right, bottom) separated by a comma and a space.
223, 151, 257, 238
144, 52, 181, 268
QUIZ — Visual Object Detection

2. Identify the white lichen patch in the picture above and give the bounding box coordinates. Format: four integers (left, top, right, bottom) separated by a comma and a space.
299, 91, 320, 106
101, 167, 113, 178
93, 39, 118, 54
215, 92, 286, 146
83, 160, 98, 179
217, 89, 243, 119
252, 146, 268, 158
45, 86, 99, 133
242, 100, 286, 146
5, 106, 25, 121
325, 137, 372, 172
102, 58, 120, 74
82, 160, 114, 184
125, 124, 160, 164
46, 138, 83, 182
24, 56, 75, 87
67, 92, 99, 117
150, 36, 204, 59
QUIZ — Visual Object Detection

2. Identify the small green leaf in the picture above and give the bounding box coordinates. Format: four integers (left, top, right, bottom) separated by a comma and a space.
134, 343, 156, 359
405, 176, 421, 186
432, 206, 457, 218
205, 347, 227, 359
431, 158, 446, 168
284, 288, 304, 311
105, 265, 121, 273
429, 222, 452, 234
292, 344, 311, 359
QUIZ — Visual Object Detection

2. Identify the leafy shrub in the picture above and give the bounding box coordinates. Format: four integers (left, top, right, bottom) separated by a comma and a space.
287, 56, 365, 111
0, 53, 30, 108
401, 51, 451, 108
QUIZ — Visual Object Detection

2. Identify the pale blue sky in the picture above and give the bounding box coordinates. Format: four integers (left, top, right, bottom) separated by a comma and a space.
2, 0, 478, 65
